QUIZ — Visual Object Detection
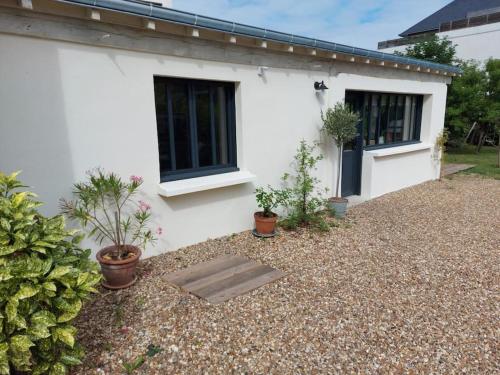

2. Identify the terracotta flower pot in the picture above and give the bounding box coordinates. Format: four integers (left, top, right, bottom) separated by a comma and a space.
328, 197, 348, 218
96, 245, 141, 290
254, 211, 278, 235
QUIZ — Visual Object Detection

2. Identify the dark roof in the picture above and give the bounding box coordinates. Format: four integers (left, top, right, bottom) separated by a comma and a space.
58, 0, 461, 74
400, 0, 500, 36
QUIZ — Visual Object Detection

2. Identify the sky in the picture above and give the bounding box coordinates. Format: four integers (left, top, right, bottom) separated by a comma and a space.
172, 0, 451, 50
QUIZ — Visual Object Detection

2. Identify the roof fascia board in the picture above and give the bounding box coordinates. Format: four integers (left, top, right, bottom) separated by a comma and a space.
56, 0, 462, 74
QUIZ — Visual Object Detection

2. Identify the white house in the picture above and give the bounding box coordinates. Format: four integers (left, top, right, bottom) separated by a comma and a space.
378, 0, 500, 63
0, 0, 458, 256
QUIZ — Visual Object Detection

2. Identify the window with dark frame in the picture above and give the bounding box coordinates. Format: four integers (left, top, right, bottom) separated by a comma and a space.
154, 77, 238, 181
346, 90, 423, 148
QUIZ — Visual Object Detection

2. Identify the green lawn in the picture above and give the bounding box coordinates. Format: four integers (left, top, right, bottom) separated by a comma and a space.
445, 145, 500, 179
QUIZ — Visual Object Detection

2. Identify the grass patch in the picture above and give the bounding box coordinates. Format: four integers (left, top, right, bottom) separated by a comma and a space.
445, 145, 499, 179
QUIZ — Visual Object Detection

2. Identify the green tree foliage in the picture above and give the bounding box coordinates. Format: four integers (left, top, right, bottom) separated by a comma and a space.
0, 171, 100, 374
485, 59, 500, 125
485, 59, 500, 165
446, 61, 489, 141
280, 140, 329, 231
397, 34, 499, 155
486, 59, 500, 101
395, 34, 457, 65
446, 60, 500, 152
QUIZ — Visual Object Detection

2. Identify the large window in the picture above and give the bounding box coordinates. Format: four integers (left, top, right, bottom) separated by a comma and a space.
154, 77, 237, 181
346, 91, 423, 148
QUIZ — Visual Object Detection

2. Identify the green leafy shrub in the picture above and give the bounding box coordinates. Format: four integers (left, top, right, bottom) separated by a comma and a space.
0, 171, 101, 374
280, 140, 329, 231
254, 186, 288, 217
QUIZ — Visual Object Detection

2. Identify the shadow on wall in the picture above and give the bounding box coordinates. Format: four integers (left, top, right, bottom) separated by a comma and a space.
160, 182, 256, 212
0, 34, 75, 217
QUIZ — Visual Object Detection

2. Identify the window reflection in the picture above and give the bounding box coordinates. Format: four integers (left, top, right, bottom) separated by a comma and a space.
346, 90, 423, 148
154, 77, 236, 181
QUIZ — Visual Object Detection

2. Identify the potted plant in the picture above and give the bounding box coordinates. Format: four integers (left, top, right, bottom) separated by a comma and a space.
321, 102, 359, 218
61, 169, 159, 289
254, 186, 286, 236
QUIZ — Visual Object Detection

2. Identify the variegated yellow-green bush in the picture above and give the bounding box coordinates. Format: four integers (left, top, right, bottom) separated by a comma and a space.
0, 172, 101, 374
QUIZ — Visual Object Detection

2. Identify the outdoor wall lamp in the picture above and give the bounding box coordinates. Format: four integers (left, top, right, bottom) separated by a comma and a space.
314, 81, 328, 90
257, 66, 269, 77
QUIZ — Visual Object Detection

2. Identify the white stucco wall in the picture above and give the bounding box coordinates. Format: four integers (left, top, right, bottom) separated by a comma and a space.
0, 29, 449, 257
380, 22, 500, 63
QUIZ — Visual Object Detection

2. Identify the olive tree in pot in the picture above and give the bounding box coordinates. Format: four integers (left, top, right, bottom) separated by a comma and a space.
254, 186, 287, 236
61, 170, 159, 289
321, 102, 359, 218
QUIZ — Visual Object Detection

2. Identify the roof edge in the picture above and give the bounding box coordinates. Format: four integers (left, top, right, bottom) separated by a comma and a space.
57, 0, 462, 75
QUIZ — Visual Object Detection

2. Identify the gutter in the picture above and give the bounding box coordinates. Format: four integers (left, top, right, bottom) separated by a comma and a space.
57, 0, 462, 75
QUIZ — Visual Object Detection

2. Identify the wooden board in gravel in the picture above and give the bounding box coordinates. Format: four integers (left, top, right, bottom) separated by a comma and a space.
165, 255, 286, 304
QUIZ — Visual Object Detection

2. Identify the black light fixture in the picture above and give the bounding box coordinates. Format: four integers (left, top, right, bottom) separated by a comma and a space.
314, 81, 328, 90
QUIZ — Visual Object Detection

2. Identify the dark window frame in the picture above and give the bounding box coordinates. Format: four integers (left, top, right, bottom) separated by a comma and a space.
347, 90, 423, 150
154, 76, 238, 182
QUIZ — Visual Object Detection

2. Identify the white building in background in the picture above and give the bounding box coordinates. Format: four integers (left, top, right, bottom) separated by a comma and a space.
0, 0, 456, 256
378, 0, 500, 63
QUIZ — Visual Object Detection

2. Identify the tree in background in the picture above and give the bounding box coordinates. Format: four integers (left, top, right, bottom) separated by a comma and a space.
395, 34, 457, 65
485, 59, 500, 165
397, 35, 499, 156
445, 62, 488, 144
444, 60, 499, 152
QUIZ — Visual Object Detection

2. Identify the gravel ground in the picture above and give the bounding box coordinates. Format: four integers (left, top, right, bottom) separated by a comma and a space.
74, 175, 500, 374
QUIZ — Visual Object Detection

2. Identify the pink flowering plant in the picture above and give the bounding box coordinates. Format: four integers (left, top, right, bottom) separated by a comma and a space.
60, 169, 158, 259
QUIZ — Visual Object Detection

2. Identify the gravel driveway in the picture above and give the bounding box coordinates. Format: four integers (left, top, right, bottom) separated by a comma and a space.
74, 175, 500, 374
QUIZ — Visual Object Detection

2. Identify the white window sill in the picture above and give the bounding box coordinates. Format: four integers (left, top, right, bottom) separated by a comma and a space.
365, 143, 432, 158
158, 170, 256, 197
